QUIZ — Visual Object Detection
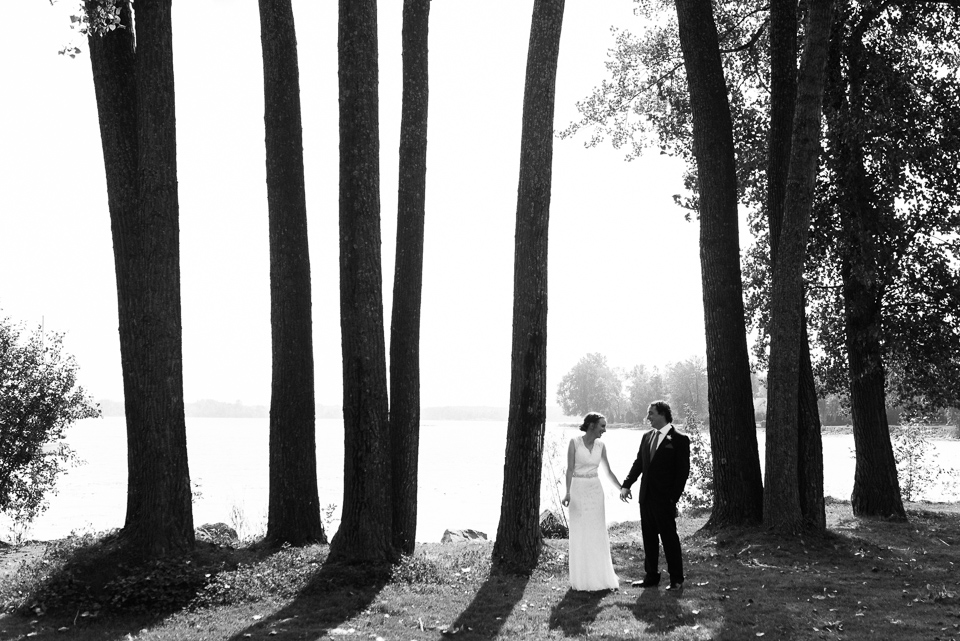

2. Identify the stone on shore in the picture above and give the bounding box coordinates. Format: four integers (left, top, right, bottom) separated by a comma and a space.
441, 528, 487, 543
539, 509, 569, 538
196, 522, 239, 545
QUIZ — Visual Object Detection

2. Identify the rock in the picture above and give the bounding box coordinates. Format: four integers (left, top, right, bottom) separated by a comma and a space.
441, 528, 487, 543
539, 509, 569, 538
196, 522, 239, 544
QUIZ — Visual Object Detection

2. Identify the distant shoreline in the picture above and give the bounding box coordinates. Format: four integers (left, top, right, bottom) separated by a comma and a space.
93, 402, 957, 438
599, 422, 958, 439
96, 399, 576, 422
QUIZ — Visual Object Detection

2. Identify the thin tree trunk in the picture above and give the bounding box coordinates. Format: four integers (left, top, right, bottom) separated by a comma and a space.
259, 0, 325, 547
674, 0, 764, 529
330, 0, 395, 563
764, 0, 835, 533
767, 0, 826, 533
492, 0, 564, 574
390, 0, 430, 556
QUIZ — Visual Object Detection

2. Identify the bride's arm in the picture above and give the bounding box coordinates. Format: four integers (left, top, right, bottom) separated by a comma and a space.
562, 438, 575, 506
599, 443, 620, 489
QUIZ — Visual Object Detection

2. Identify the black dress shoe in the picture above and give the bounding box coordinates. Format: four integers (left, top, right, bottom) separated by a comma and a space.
631, 579, 660, 588
665, 582, 684, 592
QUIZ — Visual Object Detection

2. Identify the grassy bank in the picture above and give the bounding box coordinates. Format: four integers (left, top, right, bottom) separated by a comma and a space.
2, 501, 959, 640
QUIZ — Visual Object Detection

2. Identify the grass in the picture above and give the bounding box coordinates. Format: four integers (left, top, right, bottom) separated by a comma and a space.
1, 501, 959, 640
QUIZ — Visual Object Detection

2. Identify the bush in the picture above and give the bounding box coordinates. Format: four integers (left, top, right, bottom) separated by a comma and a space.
0, 315, 99, 533
892, 416, 960, 502
540, 431, 570, 534
678, 407, 713, 512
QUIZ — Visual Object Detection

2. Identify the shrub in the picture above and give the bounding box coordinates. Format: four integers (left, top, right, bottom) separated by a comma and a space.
892, 416, 960, 502
678, 407, 713, 512
540, 431, 570, 533
1, 315, 99, 533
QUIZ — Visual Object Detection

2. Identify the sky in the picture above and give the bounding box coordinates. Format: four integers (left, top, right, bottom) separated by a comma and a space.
1, 0, 714, 410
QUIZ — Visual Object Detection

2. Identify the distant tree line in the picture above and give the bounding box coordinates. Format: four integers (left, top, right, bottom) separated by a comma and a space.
557, 352, 755, 424
96, 399, 344, 420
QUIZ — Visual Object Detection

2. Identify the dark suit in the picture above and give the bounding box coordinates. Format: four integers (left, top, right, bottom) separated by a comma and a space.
622, 425, 690, 585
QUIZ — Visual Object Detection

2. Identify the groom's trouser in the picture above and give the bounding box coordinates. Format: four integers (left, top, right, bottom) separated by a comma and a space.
639, 498, 684, 584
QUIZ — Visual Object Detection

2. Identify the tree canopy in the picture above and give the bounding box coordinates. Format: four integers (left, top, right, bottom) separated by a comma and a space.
562, 0, 960, 417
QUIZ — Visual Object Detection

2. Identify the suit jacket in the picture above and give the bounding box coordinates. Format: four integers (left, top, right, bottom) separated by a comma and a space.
621, 425, 691, 505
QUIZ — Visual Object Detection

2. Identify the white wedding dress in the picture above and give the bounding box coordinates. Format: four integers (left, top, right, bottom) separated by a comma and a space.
568, 436, 619, 591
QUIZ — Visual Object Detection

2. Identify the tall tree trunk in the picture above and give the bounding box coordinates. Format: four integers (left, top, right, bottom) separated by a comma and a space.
259, 0, 325, 547
764, 0, 835, 533
390, 0, 431, 556
674, 0, 764, 528
767, 0, 826, 533
844, 265, 904, 517
839, 59, 904, 519
84, 1, 139, 462
797, 324, 825, 530
330, 0, 395, 563
825, 13, 906, 520
86, 0, 194, 556
492, 0, 564, 574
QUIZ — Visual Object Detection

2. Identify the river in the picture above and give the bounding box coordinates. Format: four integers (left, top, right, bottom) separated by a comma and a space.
4, 418, 958, 543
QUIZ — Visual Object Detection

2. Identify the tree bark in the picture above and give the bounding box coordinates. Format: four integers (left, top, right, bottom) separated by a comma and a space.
797, 322, 825, 530
767, 0, 826, 533
764, 0, 835, 533
844, 269, 905, 518
330, 0, 395, 563
824, 10, 906, 520
259, 0, 325, 547
85, 0, 195, 556
390, 0, 431, 556
492, 0, 564, 574
673, 0, 764, 528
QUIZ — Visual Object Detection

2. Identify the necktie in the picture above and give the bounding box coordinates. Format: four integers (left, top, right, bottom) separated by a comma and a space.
650, 431, 660, 459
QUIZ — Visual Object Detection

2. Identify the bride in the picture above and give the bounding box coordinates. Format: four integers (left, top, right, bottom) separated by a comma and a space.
561, 412, 621, 591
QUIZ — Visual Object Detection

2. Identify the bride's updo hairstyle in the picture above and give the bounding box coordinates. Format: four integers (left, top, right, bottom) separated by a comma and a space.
579, 412, 606, 432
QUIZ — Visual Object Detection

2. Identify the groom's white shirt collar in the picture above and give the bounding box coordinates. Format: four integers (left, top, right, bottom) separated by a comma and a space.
655, 424, 673, 437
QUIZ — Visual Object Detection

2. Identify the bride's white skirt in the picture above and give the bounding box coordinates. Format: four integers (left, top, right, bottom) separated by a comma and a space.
568, 476, 619, 591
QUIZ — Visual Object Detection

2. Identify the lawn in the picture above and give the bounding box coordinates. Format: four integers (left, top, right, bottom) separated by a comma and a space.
1, 500, 958, 640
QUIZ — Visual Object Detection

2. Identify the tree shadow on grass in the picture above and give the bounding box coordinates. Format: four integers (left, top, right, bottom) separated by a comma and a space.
440, 570, 530, 640
547, 588, 610, 636
0, 532, 391, 641
0, 533, 284, 639
226, 559, 390, 640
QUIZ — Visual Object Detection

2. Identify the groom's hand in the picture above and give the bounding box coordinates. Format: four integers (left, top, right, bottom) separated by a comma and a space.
619, 487, 632, 502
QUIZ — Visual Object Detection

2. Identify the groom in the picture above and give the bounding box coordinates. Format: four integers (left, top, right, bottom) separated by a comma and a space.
619, 400, 690, 591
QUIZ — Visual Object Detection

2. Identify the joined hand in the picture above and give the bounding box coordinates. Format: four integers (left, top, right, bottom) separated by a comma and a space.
619, 487, 632, 502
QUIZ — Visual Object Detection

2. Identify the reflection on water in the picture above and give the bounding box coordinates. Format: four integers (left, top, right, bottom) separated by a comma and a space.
7, 418, 959, 542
